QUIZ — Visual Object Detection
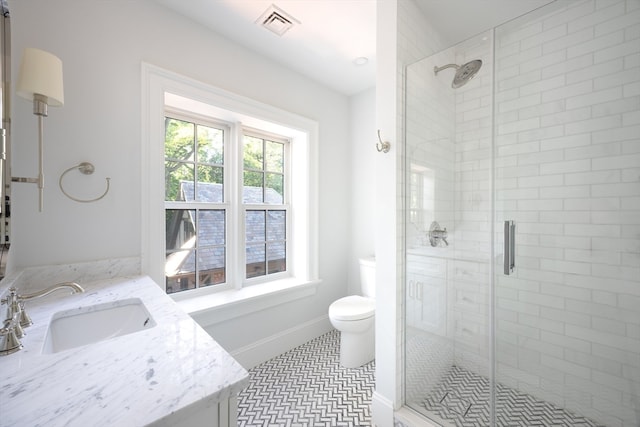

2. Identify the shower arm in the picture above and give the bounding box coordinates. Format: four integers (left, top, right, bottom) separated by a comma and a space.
433, 63, 460, 75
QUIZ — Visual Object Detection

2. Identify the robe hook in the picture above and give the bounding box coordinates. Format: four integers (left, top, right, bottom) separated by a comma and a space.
376, 130, 391, 153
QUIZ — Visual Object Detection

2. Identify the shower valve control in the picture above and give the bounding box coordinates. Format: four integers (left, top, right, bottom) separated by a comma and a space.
428, 221, 449, 247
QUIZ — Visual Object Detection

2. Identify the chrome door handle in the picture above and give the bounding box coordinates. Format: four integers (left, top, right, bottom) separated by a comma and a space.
504, 220, 515, 275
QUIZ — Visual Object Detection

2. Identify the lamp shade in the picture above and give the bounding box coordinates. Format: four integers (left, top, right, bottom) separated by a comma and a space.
16, 48, 64, 106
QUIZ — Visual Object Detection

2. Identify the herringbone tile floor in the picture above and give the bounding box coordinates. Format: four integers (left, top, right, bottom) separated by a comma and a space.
422, 365, 606, 427
237, 330, 375, 427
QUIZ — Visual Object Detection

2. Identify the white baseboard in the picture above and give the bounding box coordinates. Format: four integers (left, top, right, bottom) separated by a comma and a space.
230, 315, 333, 369
372, 391, 395, 427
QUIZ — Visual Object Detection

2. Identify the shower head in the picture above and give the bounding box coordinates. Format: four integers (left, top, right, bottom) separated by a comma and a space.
433, 59, 483, 89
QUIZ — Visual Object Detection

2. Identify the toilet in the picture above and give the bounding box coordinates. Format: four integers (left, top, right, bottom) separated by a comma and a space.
329, 257, 376, 368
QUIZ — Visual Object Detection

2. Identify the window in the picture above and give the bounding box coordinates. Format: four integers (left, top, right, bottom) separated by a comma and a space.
163, 112, 292, 294
164, 115, 229, 293
143, 64, 318, 304
408, 163, 435, 229
242, 130, 289, 279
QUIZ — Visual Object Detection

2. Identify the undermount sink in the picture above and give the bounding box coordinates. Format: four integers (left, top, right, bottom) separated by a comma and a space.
42, 298, 157, 354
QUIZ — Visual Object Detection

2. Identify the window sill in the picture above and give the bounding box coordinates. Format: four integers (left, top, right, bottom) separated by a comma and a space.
174, 278, 321, 327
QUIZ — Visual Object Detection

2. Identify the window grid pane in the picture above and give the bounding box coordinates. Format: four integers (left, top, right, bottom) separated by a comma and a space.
164, 207, 226, 293
198, 246, 226, 286
196, 164, 224, 203
165, 118, 195, 162
246, 244, 266, 279
245, 209, 287, 279
243, 134, 286, 205
166, 249, 194, 294
197, 125, 224, 166
266, 210, 286, 274
265, 172, 284, 204
165, 115, 228, 294
243, 135, 264, 170
243, 171, 264, 203
265, 140, 284, 173
268, 242, 286, 274
195, 123, 224, 203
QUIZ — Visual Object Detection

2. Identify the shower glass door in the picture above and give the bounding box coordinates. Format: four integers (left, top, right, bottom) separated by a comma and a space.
493, 2, 640, 426
404, 1, 640, 426
404, 30, 494, 426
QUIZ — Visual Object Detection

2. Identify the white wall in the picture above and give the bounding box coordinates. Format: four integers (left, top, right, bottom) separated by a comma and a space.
373, 1, 400, 423
348, 87, 376, 295
9, 0, 354, 356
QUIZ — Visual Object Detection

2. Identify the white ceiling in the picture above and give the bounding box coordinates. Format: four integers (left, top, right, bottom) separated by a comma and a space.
154, 0, 555, 96
417, 1, 559, 44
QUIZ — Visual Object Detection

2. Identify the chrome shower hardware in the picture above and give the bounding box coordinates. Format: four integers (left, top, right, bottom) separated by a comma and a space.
434, 59, 483, 89
428, 221, 449, 247
504, 220, 516, 275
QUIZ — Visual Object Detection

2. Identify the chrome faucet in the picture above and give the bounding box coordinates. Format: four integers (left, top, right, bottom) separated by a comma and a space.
3, 287, 25, 335
1, 288, 24, 355
19, 281, 85, 300
0, 315, 23, 356
0, 282, 84, 356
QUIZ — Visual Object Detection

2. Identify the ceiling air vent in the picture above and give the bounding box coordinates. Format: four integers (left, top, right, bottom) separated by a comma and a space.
256, 4, 300, 37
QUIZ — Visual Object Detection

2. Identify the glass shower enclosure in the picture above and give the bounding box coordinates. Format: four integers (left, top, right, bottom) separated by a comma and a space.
404, 1, 640, 426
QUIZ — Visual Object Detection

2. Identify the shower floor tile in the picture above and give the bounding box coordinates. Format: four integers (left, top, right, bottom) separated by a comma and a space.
237, 330, 375, 426
422, 365, 605, 427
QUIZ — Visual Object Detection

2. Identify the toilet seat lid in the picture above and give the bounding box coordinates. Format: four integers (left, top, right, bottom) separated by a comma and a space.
329, 296, 375, 321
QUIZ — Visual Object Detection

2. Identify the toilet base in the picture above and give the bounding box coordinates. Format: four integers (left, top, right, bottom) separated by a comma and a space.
338, 325, 375, 368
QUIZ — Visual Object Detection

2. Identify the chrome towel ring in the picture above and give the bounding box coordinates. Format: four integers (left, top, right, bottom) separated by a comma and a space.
59, 162, 110, 203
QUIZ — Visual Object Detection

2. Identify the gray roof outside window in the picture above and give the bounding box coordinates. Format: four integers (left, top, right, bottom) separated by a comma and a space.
166, 181, 285, 277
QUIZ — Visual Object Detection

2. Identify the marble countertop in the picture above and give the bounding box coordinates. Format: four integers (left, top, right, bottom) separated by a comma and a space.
0, 274, 249, 426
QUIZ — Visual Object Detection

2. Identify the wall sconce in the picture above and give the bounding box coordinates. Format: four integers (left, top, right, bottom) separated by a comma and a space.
12, 47, 64, 212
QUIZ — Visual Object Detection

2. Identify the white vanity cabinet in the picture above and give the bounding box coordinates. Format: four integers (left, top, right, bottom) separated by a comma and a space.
406, 254, 447, 336
151, 396, 240, 427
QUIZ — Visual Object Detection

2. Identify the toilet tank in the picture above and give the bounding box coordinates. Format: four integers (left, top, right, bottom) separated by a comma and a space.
359, 257, 376, 298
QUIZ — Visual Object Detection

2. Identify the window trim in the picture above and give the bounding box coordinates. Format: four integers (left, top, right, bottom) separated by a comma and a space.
141, 63, 319, 309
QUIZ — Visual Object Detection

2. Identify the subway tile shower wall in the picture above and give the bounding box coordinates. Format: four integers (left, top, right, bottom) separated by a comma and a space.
452, 30, 494, 384
405, 1, 639, 426
491, 1, 639, 426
